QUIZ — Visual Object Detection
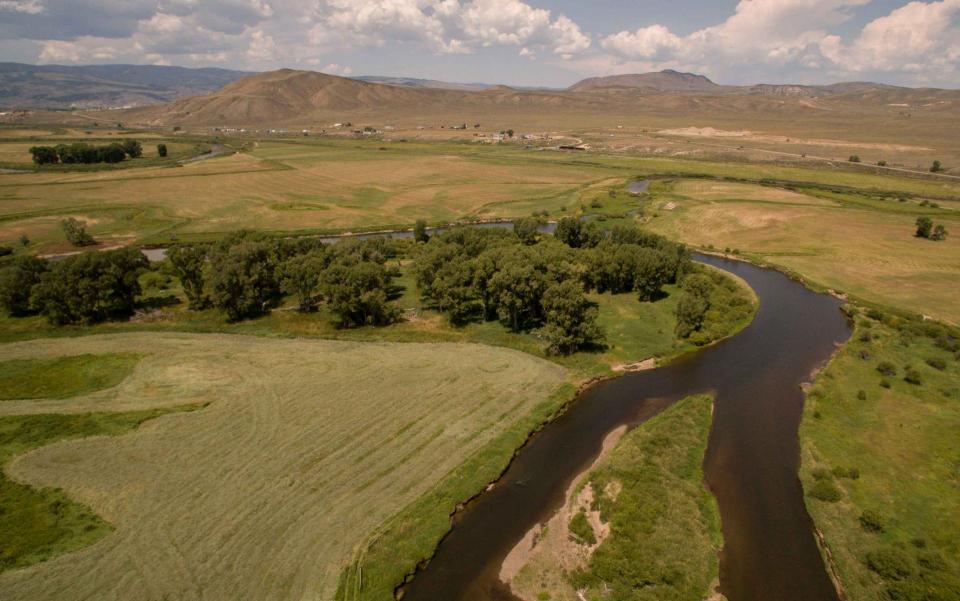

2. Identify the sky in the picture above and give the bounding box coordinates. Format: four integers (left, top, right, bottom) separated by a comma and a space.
0, 0, 958, 88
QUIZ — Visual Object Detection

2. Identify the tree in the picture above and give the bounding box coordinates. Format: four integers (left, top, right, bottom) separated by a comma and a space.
848, 155, 861, 163
0, 255, 47, 316
122, 139, 143, 158
915, 216, 934, 238
209, 239, 280, 321
554, 216, 582, 248
930, 160, 943, 173
413, 219, 430, 243
30, 248, 146, 324
19, 234, 29, 247
877, 160, 887, 167
675, 273, 714, 338
490, 258, 547, 331
513, 217, 540, 246
931, 224, 948, 241
506, 129, 515, 138
320, 260, 397, 327
278, 251, 326, 312
61, 218, 95, 247
634, 248, 672, 301
97, 143, 127, 163
540, 280, 604, 355
157, 143, 168, 158
167, 244, 208, 309
29, 146, 58, 165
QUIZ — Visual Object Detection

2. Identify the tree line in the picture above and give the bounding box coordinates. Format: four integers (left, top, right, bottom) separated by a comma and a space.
0, 232, 400, 328
167, 231, 399, 326
412, 218, 692, 354
29, 140, 143, 165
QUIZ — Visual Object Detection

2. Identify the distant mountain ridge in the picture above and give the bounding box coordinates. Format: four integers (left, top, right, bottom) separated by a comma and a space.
0, 62, 253, 109
569, 70, 721, 92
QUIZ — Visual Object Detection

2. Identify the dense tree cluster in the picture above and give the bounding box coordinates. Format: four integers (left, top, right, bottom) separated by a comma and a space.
674, 268, 754, 345
0, 249, 147, 324
168, 232, 399, 325
29, 140, 143, 165
413, 220, 691, 354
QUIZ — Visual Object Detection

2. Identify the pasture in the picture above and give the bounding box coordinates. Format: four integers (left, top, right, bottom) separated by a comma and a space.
3, 129, 960, 255
645, 179, 960, 323
0, 333, 566, 600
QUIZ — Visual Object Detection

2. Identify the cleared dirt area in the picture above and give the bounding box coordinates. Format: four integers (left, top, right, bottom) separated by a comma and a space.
0, 332, 565, 600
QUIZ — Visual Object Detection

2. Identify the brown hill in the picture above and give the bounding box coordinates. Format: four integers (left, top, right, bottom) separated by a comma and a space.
130, 69, 598, 127
569, 70, 721, 92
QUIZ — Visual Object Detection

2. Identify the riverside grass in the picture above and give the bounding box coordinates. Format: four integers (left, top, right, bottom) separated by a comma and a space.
800, 313, 960, 601
510, 394, 721, 601
0, 333, 565, 600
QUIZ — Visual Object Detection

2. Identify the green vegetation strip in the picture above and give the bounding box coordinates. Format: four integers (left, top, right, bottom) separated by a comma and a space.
801, 311, 960, 600
0, 353, 142, 400
570, 394, 721, 601
0, 405, 203, 571
335, 384, 576, 601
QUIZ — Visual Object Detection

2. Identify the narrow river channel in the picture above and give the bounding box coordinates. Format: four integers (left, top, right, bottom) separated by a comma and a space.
401, 254, 851, 601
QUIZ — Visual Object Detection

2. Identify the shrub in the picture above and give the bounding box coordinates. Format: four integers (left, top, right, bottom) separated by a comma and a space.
867, 308, 885, 321
930, 160, 943, 173
61, 218, 95, 247
808, 479, 842, 502
877, 361, 897, 376
915, 217, 933, 239
880, 379, 892, 389
859, 510, 885, 533
926, 357, 947, 371
29, 145, 59, 165
931, 224, 948, 241
904, 369, 922, 385
568, 510, 596, 545
865, 548, 913, 580
849, 155, 861, 163
857, 390, 867, 400
157, 143, 168, 158
859, 331, 872, 342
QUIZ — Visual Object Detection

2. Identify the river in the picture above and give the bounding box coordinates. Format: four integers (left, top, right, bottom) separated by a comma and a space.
400, 254, 851, 601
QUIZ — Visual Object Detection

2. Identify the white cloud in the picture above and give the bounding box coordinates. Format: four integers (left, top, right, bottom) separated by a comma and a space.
246, 29, 274, 60
314, 0, 589, 56
598, 0, 960, 85
323, 62, 352, 75
821, 0, 960, 73
0, 0, 43, 14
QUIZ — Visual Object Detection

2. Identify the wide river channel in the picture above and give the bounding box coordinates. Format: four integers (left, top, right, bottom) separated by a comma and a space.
401, 253, 852, 601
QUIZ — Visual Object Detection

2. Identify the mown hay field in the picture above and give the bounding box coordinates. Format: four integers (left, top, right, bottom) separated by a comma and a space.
0, 332, 565, 600
645, 179, 960, 323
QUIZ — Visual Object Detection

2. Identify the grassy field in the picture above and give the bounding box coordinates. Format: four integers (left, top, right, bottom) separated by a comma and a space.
0, 405, 201, 572
0, 333, 566, 600
510, 394, 721, 601
2, 129, 960, 254
645, 178, 960, 323
0, 353, 142, 400
800, 313, 960, 600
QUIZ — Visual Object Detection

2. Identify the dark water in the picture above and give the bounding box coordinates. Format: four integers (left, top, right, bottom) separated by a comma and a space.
401, 254, 851, 601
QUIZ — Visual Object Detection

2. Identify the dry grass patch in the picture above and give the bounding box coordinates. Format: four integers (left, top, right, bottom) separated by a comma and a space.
648, 185, 960, 323
0, 332, 565, 601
